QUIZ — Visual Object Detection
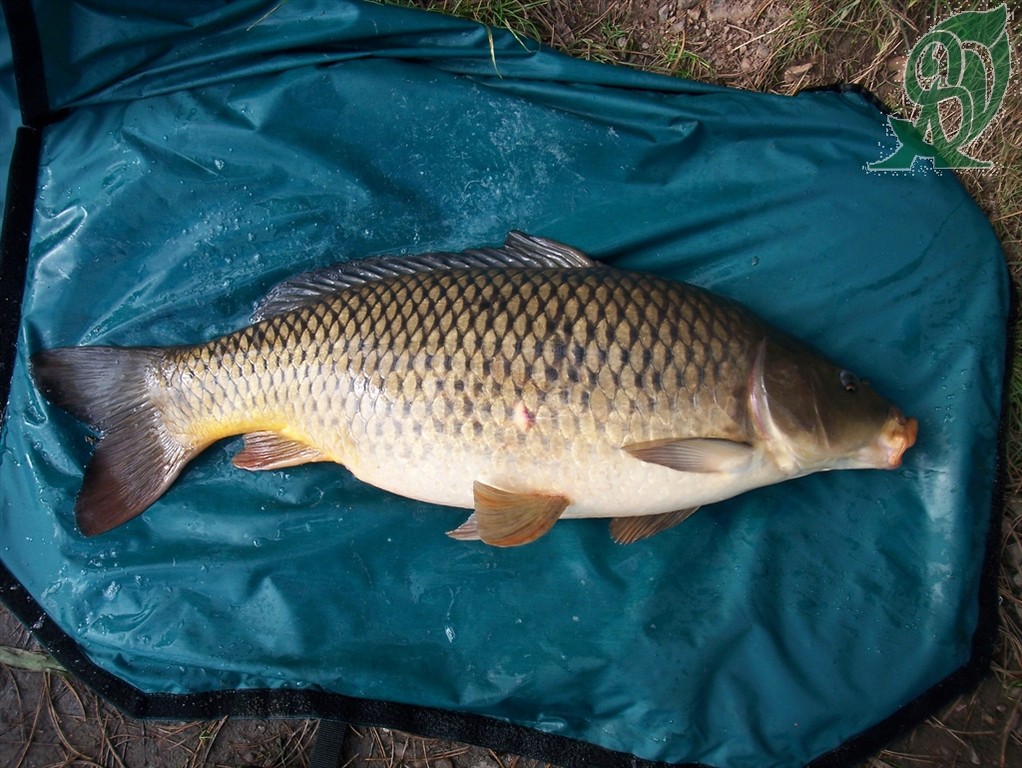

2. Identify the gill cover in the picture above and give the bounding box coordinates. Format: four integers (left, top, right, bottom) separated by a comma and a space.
749, 338, 902, 473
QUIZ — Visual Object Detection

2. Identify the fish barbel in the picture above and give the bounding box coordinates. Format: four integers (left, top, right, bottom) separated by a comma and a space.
31, 233, 918, 546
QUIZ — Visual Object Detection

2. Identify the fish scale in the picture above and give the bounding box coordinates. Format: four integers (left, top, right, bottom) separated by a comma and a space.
30, 232, 917, 544
155, 267, 765, 503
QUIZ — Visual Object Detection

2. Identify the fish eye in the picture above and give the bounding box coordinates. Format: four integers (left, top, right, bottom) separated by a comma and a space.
840, 370, 859, 393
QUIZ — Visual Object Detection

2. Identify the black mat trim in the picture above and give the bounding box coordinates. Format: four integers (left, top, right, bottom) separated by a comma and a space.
800, 82, 896, 116
0, 126, 39, 424
0, 0, 60, 127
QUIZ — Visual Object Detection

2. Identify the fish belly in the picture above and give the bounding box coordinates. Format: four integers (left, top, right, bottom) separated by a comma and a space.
343, 431, 785, 520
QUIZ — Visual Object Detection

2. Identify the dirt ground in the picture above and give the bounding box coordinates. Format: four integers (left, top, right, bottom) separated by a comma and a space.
2, 1, 1021, 767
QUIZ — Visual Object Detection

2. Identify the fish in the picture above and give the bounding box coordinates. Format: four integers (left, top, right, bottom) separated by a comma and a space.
30, 232, 918, 546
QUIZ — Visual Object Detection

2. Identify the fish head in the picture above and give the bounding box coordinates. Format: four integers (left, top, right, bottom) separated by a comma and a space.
749, 338, 918, 475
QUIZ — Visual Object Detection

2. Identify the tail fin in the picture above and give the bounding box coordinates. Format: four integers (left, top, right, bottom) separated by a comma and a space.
31, 346, 195, 536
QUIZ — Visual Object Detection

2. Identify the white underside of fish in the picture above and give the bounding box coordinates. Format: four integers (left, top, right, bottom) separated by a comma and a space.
348, 441, 791, 520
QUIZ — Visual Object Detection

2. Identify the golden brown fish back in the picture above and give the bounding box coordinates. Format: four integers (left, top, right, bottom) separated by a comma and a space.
160, 267, 765, 473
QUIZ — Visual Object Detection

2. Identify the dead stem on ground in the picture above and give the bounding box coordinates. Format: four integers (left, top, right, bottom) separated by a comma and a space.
0, 635, 318, 768
339, 724, 551, 767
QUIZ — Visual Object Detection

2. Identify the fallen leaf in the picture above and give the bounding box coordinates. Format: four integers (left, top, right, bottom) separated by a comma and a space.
0, 644, 66, 673
784, 61, 814, 77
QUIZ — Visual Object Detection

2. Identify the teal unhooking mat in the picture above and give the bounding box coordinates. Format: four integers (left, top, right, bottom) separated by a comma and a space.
0, 2, 1009, 767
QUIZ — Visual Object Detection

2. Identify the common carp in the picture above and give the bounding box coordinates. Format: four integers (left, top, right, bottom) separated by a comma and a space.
31, 233, 918, 546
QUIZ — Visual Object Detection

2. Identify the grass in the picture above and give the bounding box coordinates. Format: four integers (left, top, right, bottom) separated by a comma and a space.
773, 0, 826, 62
429, 0, 546, 46
3, 1, 1021, 767
657, 39, 715, 80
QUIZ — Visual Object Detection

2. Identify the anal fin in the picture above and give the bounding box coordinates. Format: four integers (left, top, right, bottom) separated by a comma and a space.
232, 431, 328, 471
447, 482, 568, 547
610, 507, 700, 544
447, 514, 480, 541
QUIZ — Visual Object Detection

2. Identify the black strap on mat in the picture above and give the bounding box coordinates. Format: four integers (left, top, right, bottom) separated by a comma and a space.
0, 0, 53, 424
0, 0, 51, 126
0, 125, 39, 424
308, 719, 348, 768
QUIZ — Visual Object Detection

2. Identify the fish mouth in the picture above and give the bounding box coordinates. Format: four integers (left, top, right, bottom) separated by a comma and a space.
876, 407, 918, 469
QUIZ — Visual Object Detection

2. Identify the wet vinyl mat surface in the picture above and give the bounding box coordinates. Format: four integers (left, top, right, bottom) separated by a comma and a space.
0, 3, 1009, 767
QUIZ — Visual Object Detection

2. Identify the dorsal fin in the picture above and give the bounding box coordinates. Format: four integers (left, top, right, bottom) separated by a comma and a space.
252, 231, 597, 321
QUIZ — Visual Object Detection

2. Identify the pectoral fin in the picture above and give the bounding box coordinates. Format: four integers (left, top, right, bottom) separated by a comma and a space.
610, 507, 700, 544
232, 432, 327, 471
447, 482, 569, 547
623, 438, 753, 473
